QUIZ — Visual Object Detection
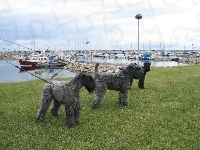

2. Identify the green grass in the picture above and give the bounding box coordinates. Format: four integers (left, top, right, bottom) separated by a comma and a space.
0, 65, 200, 150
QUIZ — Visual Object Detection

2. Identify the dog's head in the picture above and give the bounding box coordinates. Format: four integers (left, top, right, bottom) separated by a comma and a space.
124, 63, 145, 80
79, 73, 95, 93
124, 63, 145, 78
143, 62, 151, 73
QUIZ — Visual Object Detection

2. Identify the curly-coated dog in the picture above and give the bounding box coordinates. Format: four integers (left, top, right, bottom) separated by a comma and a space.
91, 63, 145, 109
36, 72, 95, 128
130, 62, 151, 89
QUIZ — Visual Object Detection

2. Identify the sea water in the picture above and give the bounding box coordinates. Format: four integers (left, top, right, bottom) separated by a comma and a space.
0, 60, 76, 83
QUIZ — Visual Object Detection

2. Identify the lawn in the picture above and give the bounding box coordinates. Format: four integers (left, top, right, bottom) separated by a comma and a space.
0, 65, 200, 149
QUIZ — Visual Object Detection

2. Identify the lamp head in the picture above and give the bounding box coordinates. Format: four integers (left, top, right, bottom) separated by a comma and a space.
135, 14, 142, 20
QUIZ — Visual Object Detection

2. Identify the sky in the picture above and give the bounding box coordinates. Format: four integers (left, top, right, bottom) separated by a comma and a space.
0, 0, 200, 51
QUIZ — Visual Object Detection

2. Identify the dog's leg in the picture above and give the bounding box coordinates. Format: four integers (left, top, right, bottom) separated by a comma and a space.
118, 89, 129, 106
129, 77, 133, 89
138, 79, 144, 89
74, 101, 80, 125
91, 85, 107, 109
50, 99, 61, 116
65, 105, 75, 128
36, 94, 53, 122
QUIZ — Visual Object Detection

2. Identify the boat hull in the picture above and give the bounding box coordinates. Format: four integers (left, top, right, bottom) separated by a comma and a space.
36, 62, 66, 68
19, 59, 38, 67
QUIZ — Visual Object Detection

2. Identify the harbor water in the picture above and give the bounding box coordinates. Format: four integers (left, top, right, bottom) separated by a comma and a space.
0, 60, 76, 83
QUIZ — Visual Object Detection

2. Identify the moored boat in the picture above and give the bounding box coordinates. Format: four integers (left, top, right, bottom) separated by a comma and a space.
19, 55, 66, 68
36, 62, 66, 68
19, 55, 50, 67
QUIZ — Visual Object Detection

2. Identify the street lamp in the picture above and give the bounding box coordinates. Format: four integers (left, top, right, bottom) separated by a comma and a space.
135, 14, 142, 64
30, 26, 35, 51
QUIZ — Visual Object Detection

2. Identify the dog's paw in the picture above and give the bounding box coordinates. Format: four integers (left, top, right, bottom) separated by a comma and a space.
67, 123, 76, 128
120, 102, 129, 106
91, 104, 100, 109
36, 115, 44, 122
36, 110, 45, 122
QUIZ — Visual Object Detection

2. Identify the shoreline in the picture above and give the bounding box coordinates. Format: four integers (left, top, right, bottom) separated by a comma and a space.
2, 49, 200, 65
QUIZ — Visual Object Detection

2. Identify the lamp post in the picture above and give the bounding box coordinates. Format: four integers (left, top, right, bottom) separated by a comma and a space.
135, 14, 142, 64
30, 26, 35, 51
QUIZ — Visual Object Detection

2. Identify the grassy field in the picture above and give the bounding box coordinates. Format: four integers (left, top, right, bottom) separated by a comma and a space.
0, 65, 200, 150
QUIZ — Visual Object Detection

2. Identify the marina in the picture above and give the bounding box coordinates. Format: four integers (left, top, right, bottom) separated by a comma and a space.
0, 54, 186, 83
1, 48, 200, 83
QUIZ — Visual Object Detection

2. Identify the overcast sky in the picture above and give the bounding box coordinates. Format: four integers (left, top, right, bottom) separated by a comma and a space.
0, 0, 200, 51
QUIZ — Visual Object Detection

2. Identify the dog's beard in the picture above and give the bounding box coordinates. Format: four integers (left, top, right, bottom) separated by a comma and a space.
85, 85, 95, 93
84, 79, 95, 93
144, 64, 151, 72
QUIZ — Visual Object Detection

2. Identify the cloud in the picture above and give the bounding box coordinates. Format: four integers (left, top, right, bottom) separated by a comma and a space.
0, 0, 200, 51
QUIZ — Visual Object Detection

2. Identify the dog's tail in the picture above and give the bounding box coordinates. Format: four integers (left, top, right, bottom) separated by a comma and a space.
48, 72, 59, 82
94, 63, 99, 74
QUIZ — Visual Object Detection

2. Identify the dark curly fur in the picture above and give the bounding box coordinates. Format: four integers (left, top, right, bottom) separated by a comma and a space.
36, 73, 95, 128
92, 63, 144, 108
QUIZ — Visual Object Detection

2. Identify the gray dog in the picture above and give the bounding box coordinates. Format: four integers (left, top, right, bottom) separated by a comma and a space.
91, 63, 145, 109
36, 72, 95, 128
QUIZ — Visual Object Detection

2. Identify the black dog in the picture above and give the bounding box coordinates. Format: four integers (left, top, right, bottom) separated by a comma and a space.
130, 62, 151, 89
